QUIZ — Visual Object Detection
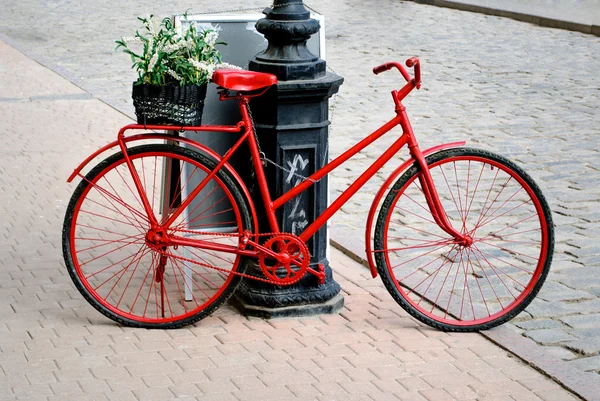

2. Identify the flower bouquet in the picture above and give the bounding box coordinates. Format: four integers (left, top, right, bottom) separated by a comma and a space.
116, 14, 236, 126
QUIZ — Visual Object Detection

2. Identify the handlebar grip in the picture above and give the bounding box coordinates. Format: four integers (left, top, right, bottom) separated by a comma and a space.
406, 57, 421, 88
406, 57, 418, 68
373, 63, 392, 75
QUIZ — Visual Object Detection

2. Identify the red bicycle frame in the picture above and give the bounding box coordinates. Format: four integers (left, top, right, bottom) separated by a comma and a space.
114, 58, 469, 264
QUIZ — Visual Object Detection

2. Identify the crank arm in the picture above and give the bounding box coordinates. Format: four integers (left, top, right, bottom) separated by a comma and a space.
307, 263, 326, 285
245, 238, 277, 257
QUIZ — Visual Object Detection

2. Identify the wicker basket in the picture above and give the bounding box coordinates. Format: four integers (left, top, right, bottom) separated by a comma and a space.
132, 83, 208, 126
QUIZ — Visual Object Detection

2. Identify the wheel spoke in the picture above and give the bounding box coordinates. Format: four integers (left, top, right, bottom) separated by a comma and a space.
168, 185, 220, 228
377, 238, 455, 253
114, 164, 147, 213
79, 173, 148, 222
82, 196, 146, 234
167, 251, 214, 300
99, 173, 149, 231
76, 233, 144, 253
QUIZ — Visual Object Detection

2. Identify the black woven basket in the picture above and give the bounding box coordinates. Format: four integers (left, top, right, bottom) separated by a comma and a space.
132, 83, 208, 126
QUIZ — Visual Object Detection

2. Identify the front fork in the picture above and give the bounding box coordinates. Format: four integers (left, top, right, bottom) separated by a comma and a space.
409, 143, 472, 246
401, 109, 471, 246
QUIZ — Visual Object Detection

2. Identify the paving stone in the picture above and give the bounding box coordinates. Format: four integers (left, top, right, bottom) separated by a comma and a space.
533, 389, 580, 401
536, 281, 594, 303
522, 299, 573, 318
566, 355, 600, 372
232, 385, 295, 401
524, 328, 578, 345
564, 337, 600, 356
514, 319, 564, 330
563, 299, 600, 314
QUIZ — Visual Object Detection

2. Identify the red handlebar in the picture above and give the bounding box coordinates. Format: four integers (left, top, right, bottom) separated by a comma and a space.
373, 63, 393, 75
372, 57, 421, 89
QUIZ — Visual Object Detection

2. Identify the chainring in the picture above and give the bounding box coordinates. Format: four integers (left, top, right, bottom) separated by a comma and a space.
258, 233, 310, 285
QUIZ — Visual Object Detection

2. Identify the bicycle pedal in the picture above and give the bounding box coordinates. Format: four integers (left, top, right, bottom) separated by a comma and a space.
316, 263, 326, 285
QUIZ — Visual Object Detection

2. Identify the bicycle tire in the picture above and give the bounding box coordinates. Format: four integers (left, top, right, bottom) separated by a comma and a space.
374, 147, 554, 331
63, 144, 253, 329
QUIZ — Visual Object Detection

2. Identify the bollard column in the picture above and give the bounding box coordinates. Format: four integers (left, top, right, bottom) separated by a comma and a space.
231, 0, 345, 317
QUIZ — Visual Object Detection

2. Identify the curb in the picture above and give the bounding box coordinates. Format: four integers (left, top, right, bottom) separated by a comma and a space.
330, 231, 600, 401
409, 0, 600, 37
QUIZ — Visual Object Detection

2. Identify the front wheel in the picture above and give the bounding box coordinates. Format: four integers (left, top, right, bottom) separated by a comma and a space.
62, 144, 253, 329
374, 148, 554, 331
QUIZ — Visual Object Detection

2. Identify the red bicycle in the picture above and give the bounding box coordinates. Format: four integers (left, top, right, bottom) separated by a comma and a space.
62, 58, 554, 331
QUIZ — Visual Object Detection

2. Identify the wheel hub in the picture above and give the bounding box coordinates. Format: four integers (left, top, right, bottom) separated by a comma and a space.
456, 234, 474, 247
146, 227, 169, 250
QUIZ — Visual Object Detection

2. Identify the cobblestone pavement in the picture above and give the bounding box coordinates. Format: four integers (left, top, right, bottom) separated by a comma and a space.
0, 0, 599, 388
0, 39, 587, 401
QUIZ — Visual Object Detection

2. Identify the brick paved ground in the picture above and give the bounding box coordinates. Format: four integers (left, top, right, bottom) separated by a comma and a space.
0, 41, 585, 400
0, 0, 599, 396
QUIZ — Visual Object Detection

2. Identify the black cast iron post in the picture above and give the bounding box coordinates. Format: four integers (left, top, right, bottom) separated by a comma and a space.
232, 0, 344, 317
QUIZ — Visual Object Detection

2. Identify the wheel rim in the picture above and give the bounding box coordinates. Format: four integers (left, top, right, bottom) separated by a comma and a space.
381, 155, 550, 326
69, 149, 245, 324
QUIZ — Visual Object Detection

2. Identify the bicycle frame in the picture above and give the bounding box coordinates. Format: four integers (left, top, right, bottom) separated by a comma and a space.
112, 67, 470, 267
63, 59, 553, 330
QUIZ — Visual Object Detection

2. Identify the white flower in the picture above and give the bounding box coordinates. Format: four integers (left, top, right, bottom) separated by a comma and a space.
184, 39, 196, 51
215, 62, 242, 70
205, 31, 218, 47
162, 42, 182, 53
121, 36, 141, 43
148, 53, 159, 71
167, 68, 183, 81
148, 15, 159, 36
189, 58, 215, 78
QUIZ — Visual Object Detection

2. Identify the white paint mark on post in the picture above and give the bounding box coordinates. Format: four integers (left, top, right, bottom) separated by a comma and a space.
286, 154, 309, 184
287, 153, 310, 235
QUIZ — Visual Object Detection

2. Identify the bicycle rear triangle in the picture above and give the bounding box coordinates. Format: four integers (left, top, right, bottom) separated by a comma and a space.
62, 59, 554, 330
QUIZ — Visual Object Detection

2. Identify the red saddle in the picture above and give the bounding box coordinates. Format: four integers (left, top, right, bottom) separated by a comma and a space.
212, 69, 278, 92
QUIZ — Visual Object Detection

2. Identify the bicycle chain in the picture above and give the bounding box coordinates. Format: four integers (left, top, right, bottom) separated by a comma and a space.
171, 227, 278, 238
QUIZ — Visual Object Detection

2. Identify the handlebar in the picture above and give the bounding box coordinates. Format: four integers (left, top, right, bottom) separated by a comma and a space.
373, 57, 421, 89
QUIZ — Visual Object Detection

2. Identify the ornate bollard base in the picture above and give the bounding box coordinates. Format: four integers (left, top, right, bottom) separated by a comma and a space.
232, 261, 344, 318
231, 294, 344, 319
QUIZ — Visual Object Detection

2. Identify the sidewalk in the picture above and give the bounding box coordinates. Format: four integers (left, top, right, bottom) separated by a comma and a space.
0, 39, 587, 401
411, 0, 600, 36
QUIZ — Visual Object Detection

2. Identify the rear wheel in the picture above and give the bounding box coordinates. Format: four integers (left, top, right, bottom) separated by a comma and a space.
374, 148, 553, 331
63, 144, 252, 328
